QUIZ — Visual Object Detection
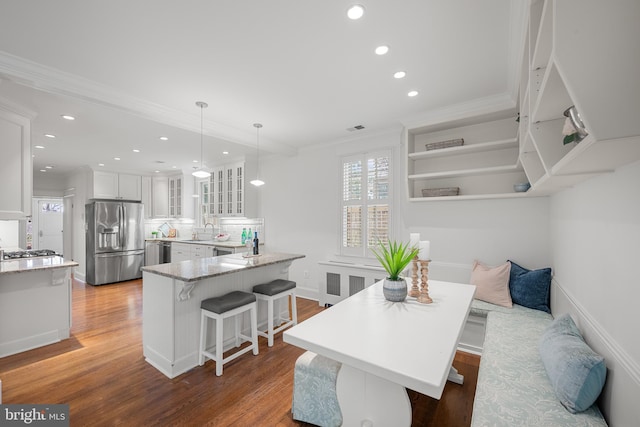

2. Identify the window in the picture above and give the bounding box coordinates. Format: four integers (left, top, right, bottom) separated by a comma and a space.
341, 151, 391, 257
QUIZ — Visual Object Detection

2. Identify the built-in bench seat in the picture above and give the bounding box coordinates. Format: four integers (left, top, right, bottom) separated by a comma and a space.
291, 297, 608, 426
470, 300, 607, 426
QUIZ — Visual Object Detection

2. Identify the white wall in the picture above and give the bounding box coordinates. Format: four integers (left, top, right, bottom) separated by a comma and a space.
64, 169, 89, 280
550, 160, 640, 357
549, 159, 640, 425
261, 129, 551, 298
33, 173, 66, 197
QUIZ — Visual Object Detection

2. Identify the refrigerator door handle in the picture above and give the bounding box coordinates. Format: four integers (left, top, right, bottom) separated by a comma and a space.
95, 252, 126, 258
120, 204, 126, 249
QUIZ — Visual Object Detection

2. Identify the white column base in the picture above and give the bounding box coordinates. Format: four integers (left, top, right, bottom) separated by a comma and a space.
336, 364, 412, 427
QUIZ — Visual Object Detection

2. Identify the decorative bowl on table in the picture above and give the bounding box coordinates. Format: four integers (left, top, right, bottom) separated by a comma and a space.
214, 233, 230, 241
513, 182, 531, 192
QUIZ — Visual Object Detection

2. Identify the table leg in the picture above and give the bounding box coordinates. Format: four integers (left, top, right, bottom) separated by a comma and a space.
447, 366, 464, 385
336, 364, 412, 427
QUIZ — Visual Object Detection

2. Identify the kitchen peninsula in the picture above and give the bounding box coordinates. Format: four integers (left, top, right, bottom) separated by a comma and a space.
141, 252, 304, 378
0, 255, 78, 357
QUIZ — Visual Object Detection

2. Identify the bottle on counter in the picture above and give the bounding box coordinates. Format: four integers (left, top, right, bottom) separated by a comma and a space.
253, 231, 259, 255
241, 228, 247, 244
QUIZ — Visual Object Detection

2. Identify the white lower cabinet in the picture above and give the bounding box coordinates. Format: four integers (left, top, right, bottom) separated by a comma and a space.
170, 243, 192, 263
171, 243, 216, 262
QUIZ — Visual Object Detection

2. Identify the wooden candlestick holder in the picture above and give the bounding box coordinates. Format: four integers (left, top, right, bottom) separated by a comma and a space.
417, 259, 433, 304
408, 256, 420, 298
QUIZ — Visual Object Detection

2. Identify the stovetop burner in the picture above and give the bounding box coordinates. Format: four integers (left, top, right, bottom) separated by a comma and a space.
3, 249, 60, 260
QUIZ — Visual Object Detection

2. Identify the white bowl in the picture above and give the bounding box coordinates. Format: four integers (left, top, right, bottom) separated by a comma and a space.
513, 183, 531, 192
215, 234, 230, 241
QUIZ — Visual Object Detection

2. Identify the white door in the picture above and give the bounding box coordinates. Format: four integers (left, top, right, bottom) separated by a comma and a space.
38, 199, 64, 254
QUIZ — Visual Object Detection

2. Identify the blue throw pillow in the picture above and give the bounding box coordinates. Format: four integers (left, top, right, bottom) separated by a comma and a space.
508, 260, 551, 313
539, 314, 607, 413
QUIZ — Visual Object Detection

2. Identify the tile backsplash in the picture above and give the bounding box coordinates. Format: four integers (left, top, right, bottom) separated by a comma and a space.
0, 220, 20, 248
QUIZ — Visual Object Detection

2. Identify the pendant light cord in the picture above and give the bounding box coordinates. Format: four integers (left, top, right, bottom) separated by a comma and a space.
254, 123, 262, 180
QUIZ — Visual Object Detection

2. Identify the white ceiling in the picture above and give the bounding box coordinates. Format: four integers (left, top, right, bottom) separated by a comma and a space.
0, 0, 526, 177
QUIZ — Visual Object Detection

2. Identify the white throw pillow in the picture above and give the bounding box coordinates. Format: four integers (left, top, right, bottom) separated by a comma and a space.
470, 260, 513, 308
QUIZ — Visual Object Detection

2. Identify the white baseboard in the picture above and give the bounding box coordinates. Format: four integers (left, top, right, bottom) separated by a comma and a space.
551, 278, 640, 426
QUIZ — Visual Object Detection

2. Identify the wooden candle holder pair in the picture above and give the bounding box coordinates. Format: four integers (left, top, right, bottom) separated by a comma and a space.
408, 256, 433, 304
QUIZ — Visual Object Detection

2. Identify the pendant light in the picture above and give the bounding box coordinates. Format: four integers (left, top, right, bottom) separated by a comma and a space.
192, 101, 211, 178
250, 123, 265, 186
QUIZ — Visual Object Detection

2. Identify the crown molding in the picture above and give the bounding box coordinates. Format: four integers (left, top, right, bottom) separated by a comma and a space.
400, 92, 516, 131
0, 51, 296, 155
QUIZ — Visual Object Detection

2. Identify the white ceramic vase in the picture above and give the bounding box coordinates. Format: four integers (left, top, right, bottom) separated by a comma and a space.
383, 278, 407, 302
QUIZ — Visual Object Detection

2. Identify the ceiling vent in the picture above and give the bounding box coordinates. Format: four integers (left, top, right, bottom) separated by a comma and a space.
346, 125, 365, 132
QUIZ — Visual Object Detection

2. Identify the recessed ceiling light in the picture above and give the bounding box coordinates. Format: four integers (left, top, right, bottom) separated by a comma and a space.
347, 4, 365, 20
114, 157, 121, 161
44, 134, 56, 138
154, 170, 160, 173
98, 163, 105, 167
61, 115, 75, 121
45, 166, 53, 169
223, 151, 229, 155
192, 160, 199, 163
375, 45, 389, 55
35, 145, 45, 149
172, 166, 177, 169
40, 169, 47, 172
408, 90, 419, 97
133, 149, 140, 153
159, 136, 168, 141
394, 71, 406, 79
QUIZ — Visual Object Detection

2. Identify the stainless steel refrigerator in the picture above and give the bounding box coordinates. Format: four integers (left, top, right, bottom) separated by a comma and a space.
85, 199, 145, 285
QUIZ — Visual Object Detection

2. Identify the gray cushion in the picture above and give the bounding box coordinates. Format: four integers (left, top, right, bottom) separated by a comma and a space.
201, 291, 256, 314
539, 314, 607, 413
253, 279, 296, 296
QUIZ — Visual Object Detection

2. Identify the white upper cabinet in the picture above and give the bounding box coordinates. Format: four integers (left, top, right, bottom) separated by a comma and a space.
141, 176, 152, 219
520, 0, 640, 193
152, 176, 169, 218
118, 173, 142, 200
169, 173, 195, 219
0, 105, 32, 219
208, 162, 244, 216
149, 173, 194, 219
91, 171, 142, 201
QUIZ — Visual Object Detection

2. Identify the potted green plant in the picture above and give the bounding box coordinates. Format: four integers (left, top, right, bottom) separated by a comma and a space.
372, 240, 420, 302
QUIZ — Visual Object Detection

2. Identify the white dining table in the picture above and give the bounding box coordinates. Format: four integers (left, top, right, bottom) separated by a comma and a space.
284, 279, 476, 426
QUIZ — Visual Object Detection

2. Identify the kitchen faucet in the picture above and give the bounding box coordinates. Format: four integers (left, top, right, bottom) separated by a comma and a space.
204, 223, 214, 231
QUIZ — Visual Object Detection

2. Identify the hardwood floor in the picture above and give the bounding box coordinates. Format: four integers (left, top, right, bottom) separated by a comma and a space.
0, 278, 480, 426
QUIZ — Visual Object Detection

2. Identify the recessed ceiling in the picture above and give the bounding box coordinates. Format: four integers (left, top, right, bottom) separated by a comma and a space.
0, 0, 526, 176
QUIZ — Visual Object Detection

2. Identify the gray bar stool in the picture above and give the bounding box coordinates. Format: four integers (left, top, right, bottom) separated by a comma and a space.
253, 279, 298, 347
199, 290, 259, 376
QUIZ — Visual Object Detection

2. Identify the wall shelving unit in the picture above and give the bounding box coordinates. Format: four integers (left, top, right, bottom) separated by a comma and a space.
406, 110, 529, 201
406, 0, 640, 202
519, 0, 640, 194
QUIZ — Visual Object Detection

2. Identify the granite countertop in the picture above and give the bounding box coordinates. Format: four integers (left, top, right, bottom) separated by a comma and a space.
141, 252, 305, 282
0, 256, 79, 275
145, 238, 248, 249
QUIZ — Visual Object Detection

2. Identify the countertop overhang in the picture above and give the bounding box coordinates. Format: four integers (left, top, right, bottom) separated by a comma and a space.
0, 256, 79, 275
141, 252, 305, 282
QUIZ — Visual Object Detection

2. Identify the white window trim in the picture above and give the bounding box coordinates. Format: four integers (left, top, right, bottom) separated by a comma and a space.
339, 149, 392, 259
